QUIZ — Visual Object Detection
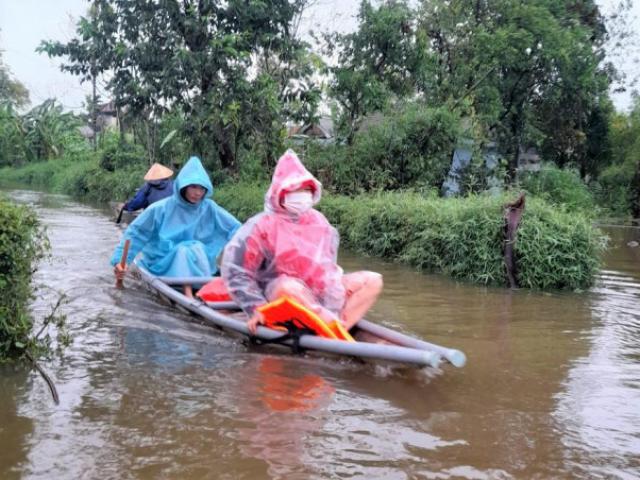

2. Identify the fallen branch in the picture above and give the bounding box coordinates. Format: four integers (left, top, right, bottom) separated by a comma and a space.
25, 350, 59, 405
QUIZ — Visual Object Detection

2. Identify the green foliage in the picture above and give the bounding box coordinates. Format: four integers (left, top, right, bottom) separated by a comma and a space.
21, 99, 82, 161
0, 45, 30, 108
0, 198, 48, 358
519, 165, 597, 214
516, 198, 606, 289
98, 132, 146, 172
40, 0, 320, 172
310, 104, 459, 194
594, 162, 636, 217
0, 99, 86, 167
323, 0, 418, 144
596, 100, 640, 217
214, 182, 268, 222
0, 103, 27, 167
322, 192, 604, 289
0, 153, 145, 205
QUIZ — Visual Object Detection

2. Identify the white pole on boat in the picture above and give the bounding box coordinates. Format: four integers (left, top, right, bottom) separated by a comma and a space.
357, 319, 467, 367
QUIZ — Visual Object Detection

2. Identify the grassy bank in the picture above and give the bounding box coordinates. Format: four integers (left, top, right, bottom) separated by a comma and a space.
2, 159, 606, 291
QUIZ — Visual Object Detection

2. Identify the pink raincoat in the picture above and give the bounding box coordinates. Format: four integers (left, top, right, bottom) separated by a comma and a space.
221, 149, 346, 317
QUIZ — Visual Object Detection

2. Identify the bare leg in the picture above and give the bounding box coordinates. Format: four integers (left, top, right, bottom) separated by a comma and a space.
266, 276, 336, 322
183, 284, 194, 298
341, 272, 383, 330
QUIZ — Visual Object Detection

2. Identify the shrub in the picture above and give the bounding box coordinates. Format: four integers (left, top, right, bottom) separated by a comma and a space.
299, 105, 460, 195
98, 133, 147, 172
215, 182, 268, 221
593, 161, 635, 217
0, 198, 48, 358
519, 164, 597, 214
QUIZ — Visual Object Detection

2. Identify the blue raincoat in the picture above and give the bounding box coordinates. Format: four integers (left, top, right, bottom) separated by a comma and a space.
110, 157, 241, 277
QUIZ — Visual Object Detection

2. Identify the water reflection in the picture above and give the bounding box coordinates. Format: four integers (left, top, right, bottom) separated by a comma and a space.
0, 366, 34, 480
222, 355, 335, 479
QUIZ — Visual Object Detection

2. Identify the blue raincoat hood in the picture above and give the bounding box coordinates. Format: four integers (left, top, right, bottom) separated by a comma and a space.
174, 156, 214, 201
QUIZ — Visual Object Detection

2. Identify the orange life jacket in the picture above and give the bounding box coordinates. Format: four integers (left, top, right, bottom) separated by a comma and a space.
257, 296, 355, 342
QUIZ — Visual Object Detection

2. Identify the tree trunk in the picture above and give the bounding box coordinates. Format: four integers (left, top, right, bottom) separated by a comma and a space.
91, 74, 98, 151
506, 104, 525, 184
631, 160, 640, 221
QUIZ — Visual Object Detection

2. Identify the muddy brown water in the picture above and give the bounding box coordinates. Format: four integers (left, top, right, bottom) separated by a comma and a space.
1, 190, 639, 479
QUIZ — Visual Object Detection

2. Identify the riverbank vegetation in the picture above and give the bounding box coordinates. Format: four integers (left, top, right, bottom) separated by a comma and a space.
0, 0, 634, 290
0, 198, 69, 363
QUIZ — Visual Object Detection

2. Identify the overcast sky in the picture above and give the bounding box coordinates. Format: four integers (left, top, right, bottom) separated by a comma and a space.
0, 0, 638, 113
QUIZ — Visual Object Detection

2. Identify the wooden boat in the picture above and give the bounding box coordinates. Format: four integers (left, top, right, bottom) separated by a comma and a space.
133, 261, 466, 369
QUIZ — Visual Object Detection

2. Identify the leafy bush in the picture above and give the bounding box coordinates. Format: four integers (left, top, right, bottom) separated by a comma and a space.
98, 133, 147, 172
593, 161, 635, 217
300, 105, 460, 195
215, 182, 268, 221
0, 198, 48, 358
519, 164, 597, 214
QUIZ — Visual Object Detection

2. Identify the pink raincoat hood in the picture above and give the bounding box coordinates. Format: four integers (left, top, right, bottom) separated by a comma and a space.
265, 149, 322, 213
221, 149, 345, 317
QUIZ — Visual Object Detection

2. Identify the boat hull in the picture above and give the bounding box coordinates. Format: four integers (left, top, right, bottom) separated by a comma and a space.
133, 262, 466, 369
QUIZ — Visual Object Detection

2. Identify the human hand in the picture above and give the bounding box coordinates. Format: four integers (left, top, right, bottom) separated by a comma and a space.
114, 263, 127, 281
247, 310, 265, 335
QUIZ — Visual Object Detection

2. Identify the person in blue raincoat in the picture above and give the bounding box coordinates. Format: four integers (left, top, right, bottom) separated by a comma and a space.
111, 156, 241, 298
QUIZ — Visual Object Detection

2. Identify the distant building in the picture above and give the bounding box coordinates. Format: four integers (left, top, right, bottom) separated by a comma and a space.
77, 125, 95, 140
287, 116, 335, 145
96, 100, 119, 131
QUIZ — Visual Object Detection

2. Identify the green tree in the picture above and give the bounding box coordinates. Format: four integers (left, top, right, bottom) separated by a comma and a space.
324, 0, 419, 144
40, 0, 319, 172
38, 4, 114, 151
0, 35, 29, 108
416, 0, 612, 181
21, 99, 82, 161
600, 97, 640, 216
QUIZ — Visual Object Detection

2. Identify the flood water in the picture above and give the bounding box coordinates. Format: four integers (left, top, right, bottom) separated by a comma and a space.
1, 190, 639, 479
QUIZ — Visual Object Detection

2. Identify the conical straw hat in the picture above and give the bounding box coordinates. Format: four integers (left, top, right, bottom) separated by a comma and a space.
144, 163, 174, 181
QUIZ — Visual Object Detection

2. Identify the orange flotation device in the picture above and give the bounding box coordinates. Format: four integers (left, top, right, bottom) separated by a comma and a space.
196, 277, 232, 302
257, 296, 355, 342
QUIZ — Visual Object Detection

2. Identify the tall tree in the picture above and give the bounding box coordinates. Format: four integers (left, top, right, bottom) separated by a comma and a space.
324, 0, 420, 144
40, 0, 318, 171
38, 2, 115, 151
0, 39, 29, 108
416, 0, 613, 181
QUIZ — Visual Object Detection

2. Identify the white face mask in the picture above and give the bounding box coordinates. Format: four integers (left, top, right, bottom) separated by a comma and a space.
283, 190, 314, 215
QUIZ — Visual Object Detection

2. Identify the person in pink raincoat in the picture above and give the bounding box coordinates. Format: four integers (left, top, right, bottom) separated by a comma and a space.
221, 149, 383, 334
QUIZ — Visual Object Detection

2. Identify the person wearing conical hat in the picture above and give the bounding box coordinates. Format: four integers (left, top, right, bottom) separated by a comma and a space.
122, 163, 175, 212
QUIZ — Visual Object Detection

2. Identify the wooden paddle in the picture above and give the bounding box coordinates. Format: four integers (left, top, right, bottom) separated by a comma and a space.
115, 206, 125, 224
115, 239, 131, 289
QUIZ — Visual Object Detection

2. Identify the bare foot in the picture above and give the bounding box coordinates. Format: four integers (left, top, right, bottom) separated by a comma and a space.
183, 284, 194, 298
